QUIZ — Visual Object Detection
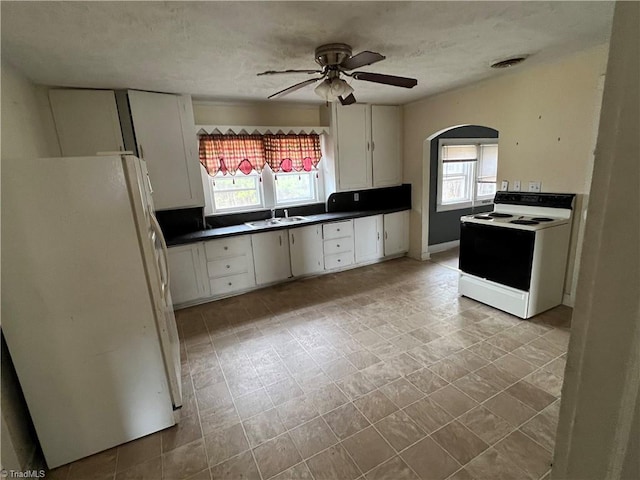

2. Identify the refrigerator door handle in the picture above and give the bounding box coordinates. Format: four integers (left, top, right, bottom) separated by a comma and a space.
150, 213, 170, 292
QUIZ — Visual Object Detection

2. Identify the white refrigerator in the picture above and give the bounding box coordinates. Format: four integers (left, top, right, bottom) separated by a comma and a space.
2, 154, 182, 468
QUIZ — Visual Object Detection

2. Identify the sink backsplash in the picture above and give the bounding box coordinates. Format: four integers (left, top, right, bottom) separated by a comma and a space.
327, 184, 411, 212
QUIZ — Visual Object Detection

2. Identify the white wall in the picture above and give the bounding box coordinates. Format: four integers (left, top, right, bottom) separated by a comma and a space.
403, 44, 609, 300
192, 100, 324, 126
552, 2, 639, 478
1, 60, 60, 471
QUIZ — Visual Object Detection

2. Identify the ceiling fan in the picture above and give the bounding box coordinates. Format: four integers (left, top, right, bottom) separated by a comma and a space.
257, 43, 418, 105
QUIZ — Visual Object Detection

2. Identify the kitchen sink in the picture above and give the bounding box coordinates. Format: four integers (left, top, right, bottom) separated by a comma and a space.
276, 216, 308, 224
245, 219, 281, 228
245, 216, 308, 228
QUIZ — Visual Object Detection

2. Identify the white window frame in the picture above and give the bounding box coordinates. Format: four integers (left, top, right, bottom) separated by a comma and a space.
436, 138, 498, 212
208, 170, 265, 214
273, 170, 320, 207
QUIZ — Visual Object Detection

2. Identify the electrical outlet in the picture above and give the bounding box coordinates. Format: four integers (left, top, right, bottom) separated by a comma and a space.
501, 180, 509, 191
528, 181, 542, 192
354, 192, 360, 201
513, 180, 521, 191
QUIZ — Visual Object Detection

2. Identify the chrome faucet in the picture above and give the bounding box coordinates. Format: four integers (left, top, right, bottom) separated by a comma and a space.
284, 209, 289, 218
270, 208, 276, 219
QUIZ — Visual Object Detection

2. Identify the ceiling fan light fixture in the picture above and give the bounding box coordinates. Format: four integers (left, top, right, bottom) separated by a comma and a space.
314, 77, 354, 102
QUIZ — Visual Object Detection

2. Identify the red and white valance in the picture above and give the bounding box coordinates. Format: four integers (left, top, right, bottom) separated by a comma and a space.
199, 134, 265, 176
263, 133, 322, 173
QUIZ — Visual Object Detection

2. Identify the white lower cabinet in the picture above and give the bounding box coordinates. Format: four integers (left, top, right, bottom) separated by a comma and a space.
167, 243, 209, 305
289, 225, 324, 277
205, 235, 256, 297
323, 220, 355, 270
252, 230, 292, 285
384, 211, 410, 256
354, 215, 384, 263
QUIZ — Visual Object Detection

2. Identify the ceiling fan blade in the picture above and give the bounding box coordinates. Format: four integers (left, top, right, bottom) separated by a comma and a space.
352, 71, 418, 88
267, 78, 321, 99
340, 51, 386, 70
339, 93, 357, 106
257, 69, 322, 76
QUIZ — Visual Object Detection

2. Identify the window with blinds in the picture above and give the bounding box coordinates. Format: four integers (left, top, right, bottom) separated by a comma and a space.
438, 140, 498, 211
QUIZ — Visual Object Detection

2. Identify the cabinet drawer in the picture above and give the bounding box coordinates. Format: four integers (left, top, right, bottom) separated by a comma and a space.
324, 251, 354, 270
210, 272, 255, 296
207, 255, 249, 278
205, 236, 252, 259
323, 220, 353, 240
323, 238, 354, 256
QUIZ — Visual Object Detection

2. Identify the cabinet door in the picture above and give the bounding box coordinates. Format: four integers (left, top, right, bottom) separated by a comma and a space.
289, 225, 323, 277
354, 215, 384, 263
252, 231, 292, 285
49, 89, 124, 156
128, 91, 204, 210
371, 105, 402, 187
384, 211, 410, 256
167, 243, 208, 305
335, 104, 371, 191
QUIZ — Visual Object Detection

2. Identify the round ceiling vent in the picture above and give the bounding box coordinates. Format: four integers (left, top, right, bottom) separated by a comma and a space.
490, 55, 529, 69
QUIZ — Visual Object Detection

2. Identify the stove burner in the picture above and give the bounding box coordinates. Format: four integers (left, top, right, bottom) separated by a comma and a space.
488, 212, 513, 218
474, 215, 493, 220
531, 217, 554, 222
510, 219, 539, 225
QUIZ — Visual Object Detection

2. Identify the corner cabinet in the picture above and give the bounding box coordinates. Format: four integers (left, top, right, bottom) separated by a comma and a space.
383, 211, 410, 257
289, 225, 324, 277
48, 88, 205, 212
329, 104, 402, 192
49, 89, 125, 156
127, 91, 205, 211
167, 243, 209, 305
252, 231, 292, 286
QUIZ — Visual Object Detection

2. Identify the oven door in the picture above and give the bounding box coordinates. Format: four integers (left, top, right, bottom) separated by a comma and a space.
459, 222, 535, 291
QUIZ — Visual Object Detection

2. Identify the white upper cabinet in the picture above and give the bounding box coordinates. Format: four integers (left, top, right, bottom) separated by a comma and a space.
127, 91, 204, 211
334, 104, 371, 190
354, 215, 384, 263
371, 106, 402, 188
330, 104, 402, 192
252, 230, 292, 285
383, 211, 410, 257
49, 89, 124, 156
289, 225, 324, 277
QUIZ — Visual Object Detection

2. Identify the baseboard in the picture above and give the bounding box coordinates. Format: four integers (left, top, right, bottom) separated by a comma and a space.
428, 240, 460, 254
562, 293, 574, 307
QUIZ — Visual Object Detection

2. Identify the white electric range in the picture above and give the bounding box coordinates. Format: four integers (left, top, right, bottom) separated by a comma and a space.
458, 192, 576, 319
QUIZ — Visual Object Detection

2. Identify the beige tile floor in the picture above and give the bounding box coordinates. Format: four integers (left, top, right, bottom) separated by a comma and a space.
47, 254, 571, 480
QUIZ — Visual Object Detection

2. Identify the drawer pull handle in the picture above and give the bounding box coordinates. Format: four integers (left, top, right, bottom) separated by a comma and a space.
337, 244, 340, 247
228, 282, 232, 286
226, 265, 230, 269
224, 246, 228, 250
338, 259, 341, 262
337, 228, 341, 232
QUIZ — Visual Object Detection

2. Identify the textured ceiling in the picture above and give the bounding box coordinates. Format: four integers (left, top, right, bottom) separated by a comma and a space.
1, 1, 614, 105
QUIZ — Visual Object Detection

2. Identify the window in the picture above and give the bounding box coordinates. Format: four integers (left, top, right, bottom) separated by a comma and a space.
438, 139, 498, 211
209, 172, 263, 212
274, 171, 317, 205
199, 132, 323, 214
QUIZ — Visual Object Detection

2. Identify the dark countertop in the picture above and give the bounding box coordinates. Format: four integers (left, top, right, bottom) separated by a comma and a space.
166, 207, 410, 246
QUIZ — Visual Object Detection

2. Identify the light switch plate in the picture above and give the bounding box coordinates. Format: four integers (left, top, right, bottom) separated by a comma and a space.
528, 181, 542, 192
513, 180, 521, 191
501, 180, 509, 191
354, 192, 360, 201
